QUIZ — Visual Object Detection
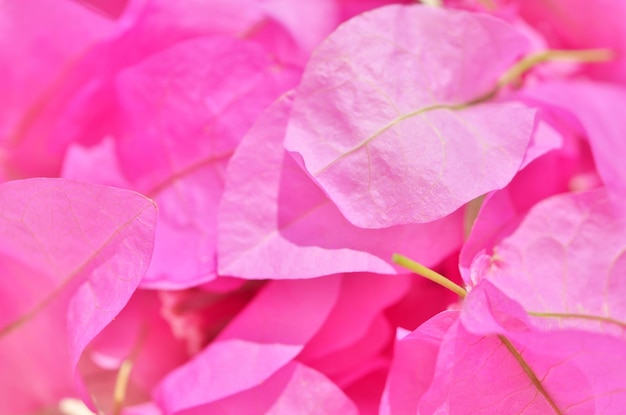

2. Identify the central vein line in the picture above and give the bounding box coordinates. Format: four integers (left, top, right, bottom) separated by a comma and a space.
393, 253, 565, 415
498, 335, 563, 415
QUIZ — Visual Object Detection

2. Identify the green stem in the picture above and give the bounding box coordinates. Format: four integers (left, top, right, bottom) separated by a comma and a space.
393, 253, 467, 298
498, 48, 614, 87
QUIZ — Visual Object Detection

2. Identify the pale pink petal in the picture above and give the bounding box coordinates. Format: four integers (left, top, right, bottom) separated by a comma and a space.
154, 276, 341, 413
471, 189, 626, 336
218, 94, 464, 279
176, 362, 358, 415
460, 124, 599, 285
0, 178, 156, 414
284, 4, 535, 228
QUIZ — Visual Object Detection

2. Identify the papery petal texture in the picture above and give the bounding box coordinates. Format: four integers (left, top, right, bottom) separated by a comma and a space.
524, 81, 626, 195
0, 178, 156, 414
284, 4, 535, 228
422, 282, 626, 415
218, 94, 464, 279
472, 189, 626, 335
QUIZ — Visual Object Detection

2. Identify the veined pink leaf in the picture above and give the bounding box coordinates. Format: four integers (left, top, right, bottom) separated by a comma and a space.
0, 178, 156, 415
154, 276, 341, 414
379, 311, 459, 415
218, 93, 463, 279
284, 4, 535, 228
418, 281, 626, 415
469, 189, 626, 336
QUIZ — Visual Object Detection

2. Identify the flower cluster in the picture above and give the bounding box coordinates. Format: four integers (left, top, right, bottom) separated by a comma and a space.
2, 0, 626, 414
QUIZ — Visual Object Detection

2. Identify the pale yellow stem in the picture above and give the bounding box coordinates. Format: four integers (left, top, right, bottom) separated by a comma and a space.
393, 253, 467, 298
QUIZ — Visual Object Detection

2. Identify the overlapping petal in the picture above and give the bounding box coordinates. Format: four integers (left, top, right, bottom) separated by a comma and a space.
218, 94, 463, 279
0, 178, 156, 414
284, 4, 536, 228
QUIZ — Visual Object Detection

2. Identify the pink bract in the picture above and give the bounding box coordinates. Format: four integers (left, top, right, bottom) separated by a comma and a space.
284, 4, 536, 228
218, 94, 464, 279
0, 178, 156, 414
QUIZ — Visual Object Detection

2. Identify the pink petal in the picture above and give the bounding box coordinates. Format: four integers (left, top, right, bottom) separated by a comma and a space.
63, 36, 299, 289
515, 0, 626, 83
460, 123, 599, 285
421, 281, 626, 415
155, 276, 341, 413
0, 0, 117, 179
70, 0, 130, 18
299, 272, 409, 355
380, 311, 459, 415
85, 290, 188, 397
284, 4, 535, 228
218, 94, 464, 279
524, 81, 626, 195
0, 178, 156, 414
471, 189, 626, 336
177, 362, 358, 415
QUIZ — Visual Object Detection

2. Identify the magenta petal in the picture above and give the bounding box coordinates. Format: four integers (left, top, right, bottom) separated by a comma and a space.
516, 0, 626, 83
380, 311, 458, 415
524, 81, 626, 195
218, 94, 464, 279
71, 0, 129, 18
0, 178, 156, 414
155, 276, 341, 413
284, 4, 535, 228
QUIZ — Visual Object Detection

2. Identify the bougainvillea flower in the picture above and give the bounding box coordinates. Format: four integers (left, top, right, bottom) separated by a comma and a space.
0, 178, 156, 414
218, 94, 464, 279
284, 4, 537, 228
